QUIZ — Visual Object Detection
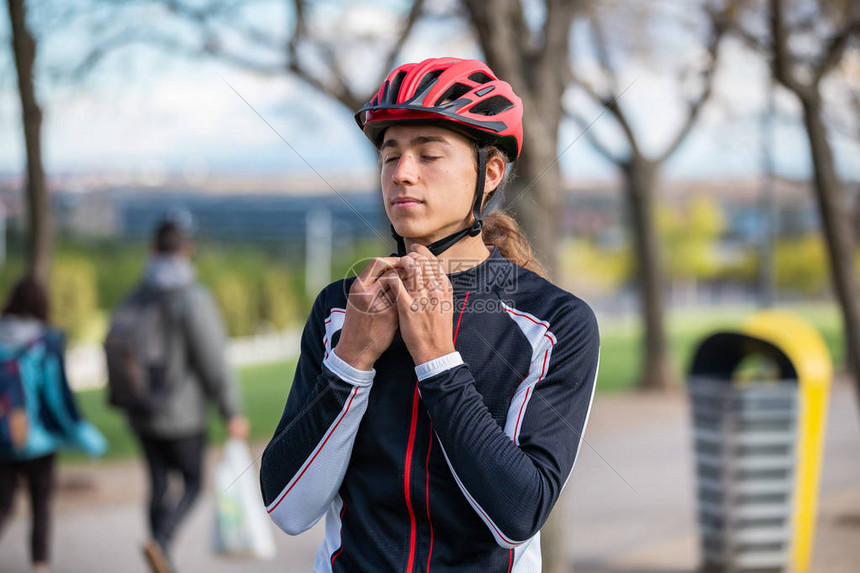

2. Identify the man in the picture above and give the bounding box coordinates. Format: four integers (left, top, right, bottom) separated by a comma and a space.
124, 218, 249, 573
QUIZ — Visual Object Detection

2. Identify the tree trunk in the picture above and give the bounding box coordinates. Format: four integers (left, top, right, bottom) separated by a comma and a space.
7, 0, 51, 285
853, 185, 860, 246
800, 94, 860, 388
508, 59, 567, 573
623, 157, 674, 390
460, 0, 574, 279
507, 115, 563, 276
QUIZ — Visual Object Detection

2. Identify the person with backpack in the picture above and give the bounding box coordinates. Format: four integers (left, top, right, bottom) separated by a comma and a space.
107, 218, 249, 573
0, 276, 107, 573
260, 57, 600, 572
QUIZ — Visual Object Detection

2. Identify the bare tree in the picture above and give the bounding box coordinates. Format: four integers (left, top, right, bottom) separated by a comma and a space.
566, 1, 732, 390
74, 0, 425, 125
7, 0, 51, 283
742, 0, 860, 389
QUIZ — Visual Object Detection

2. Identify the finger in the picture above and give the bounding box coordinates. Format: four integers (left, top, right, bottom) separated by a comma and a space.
397, 254, 426, 294
378, 268, 403, 293
409, 252, 439, 293
386, 271, 415, 314
410, 257, 426, 294
376, 269, 402, 306
409, 243, 436, 260
427, 257, 449, 294
357, 257, 399, 288
369, 285, 394, 312
406, 246, 445, 292
405, 253, 441, 294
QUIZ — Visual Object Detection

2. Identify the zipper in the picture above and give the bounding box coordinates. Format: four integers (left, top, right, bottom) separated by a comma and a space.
403, 290, 470, 572
403, 382, 421, 572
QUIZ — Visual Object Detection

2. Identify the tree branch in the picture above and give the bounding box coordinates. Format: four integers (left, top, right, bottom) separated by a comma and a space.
229, 20, 286, 54
735, 21, 770, 53
460, 0, 528, 92
569, 66, 642, 158
537, 0, 576, 68
770, 0, 813, 100
657, 3, 730, 163
564, 105, 624, 164
68, 28, 284, 82
287, 0, 305, 61
815, 19, 860, 85
587, 8, 621, 99
285, 0, 426, 111
379, 0, 426, 82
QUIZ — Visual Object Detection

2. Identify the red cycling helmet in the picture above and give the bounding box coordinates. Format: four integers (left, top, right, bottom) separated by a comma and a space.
355, 57, 523, 161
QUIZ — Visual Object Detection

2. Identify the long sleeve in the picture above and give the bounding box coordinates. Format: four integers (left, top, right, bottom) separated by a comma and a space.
32, 331, 107, 457
183, 287, 242, 420
260, 288, 374, 535
417, 300, 599, 548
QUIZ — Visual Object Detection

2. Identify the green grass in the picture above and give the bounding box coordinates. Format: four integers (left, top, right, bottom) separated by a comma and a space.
596, 303, 843, 392
64, 358, 298, 462
63, 302, 845, 461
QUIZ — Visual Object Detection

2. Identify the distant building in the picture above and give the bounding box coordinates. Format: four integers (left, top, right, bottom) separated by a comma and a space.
113, 189, 386, 247
3, 174, 854, 253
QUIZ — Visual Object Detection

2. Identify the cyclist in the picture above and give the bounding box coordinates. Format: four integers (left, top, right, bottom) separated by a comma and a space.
261, 57, 599, 572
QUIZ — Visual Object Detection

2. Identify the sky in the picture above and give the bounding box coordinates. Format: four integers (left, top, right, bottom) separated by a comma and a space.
1, 0, 859, 189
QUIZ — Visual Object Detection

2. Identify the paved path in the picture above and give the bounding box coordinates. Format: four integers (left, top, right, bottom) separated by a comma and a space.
2, 382, 858, 573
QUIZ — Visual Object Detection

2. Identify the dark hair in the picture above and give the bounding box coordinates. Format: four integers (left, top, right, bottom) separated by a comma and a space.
478, 146, 547, 277
153, 221, 186, 254
3, 275, 50, 322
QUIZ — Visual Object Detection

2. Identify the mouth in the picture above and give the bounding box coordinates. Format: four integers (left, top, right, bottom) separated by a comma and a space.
391, 197, 424, 209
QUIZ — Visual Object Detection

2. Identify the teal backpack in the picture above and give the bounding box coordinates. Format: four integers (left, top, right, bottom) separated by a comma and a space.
0, 336, 46, 454
0, 331, 106, 460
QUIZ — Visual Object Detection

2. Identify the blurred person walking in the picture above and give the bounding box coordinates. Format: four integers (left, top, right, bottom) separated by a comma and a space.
0, 276, 107, 573
261, 58, 599, 572
107, 218, 249, 573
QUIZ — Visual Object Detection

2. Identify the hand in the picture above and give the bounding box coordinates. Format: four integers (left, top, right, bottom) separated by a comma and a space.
390, 244, 456, 365
333, 257, 401, 371
228, 416, 250, 441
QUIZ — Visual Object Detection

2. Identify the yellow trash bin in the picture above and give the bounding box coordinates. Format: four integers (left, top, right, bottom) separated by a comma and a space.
688, 310, 831, 573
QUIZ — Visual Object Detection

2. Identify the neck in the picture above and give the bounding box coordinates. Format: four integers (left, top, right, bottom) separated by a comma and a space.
405, 233, 490, 274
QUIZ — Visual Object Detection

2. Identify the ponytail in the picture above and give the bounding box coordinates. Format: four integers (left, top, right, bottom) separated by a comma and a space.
478, 146, 548, 277
482, 211, 547, 277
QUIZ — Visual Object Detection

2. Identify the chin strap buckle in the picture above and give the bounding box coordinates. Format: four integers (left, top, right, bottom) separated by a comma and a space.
468, 218, 483, 237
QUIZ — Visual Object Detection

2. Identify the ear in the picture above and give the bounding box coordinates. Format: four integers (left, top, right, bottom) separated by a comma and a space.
484, 154, 506, 196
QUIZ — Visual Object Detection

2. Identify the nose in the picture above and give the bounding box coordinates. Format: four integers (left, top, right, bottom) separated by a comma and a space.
392, 154, 418, 186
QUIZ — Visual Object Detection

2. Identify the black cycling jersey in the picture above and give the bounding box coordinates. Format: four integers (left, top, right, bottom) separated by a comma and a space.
260, 248, 600, 572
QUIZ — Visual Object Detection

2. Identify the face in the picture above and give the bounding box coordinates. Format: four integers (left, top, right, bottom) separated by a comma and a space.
380, 125, 481, 244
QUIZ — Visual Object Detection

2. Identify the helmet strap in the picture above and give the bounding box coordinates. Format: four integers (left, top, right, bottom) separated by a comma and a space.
391, 224, 407, 257
392, 147, 488, 257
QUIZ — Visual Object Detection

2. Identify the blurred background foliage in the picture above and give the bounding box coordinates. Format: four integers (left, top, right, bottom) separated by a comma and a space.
0, 208, 854, 345
0, 233, 390, 341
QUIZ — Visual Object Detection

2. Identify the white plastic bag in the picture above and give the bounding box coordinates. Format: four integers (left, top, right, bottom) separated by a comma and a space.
213, 439, 277, 560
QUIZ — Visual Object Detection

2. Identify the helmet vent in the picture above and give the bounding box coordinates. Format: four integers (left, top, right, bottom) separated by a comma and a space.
468, 72, 494, 84
435, 82, 472, 106
381, 80, 391, 105
469, 95, 514, 116
388, 71, 407, 103
410, 69, 444, 102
